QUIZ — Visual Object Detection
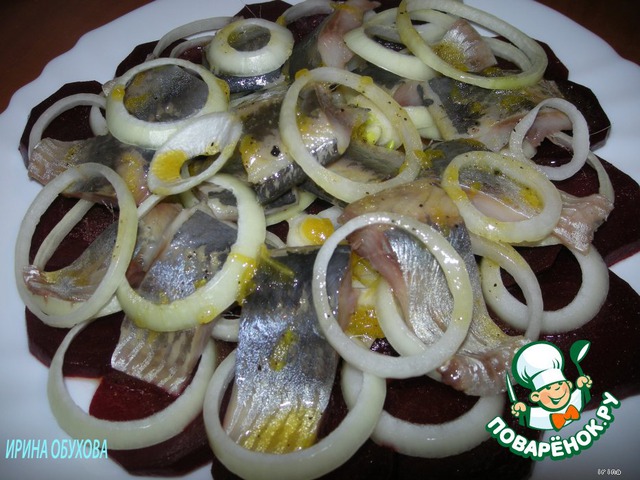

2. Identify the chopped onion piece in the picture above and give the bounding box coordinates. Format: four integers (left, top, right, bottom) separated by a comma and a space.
105, 58, 229, 149
117, 174, 265, 332
206, 18, 294, 77
441, 151, 563, 244
203, 352, 386, 480
397, 0, 547, 89
48, 320, 216, 450
147, 112, 242, 196
313, 212, 473, 379
280, 67, 421, 204
480, 244, 609, 334
15, 163, 137, 327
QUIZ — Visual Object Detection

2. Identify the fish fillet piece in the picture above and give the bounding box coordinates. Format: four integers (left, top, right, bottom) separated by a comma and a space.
342, 179, 527, 395
223, 246, 351, 453
112, 205, 237, 394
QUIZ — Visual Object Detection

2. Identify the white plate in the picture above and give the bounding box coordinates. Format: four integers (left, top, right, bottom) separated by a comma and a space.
0, 1, 638, 479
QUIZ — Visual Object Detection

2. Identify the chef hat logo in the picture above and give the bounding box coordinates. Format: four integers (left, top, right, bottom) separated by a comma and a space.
512, 341, 567, 391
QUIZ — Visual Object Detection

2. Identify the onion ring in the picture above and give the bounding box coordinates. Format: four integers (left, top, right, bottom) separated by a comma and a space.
280, 67, 421, 203
47, 320, 216, 450
116, 174, 265, 332
313, 212, 473, 379
15, 163, 137, 327
203, 352, 386, 480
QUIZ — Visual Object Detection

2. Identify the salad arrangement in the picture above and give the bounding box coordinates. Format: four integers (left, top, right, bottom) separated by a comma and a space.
10, 0, 640, 478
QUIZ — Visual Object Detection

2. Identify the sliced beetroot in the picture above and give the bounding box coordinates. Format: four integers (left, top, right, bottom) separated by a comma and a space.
90, 370, 212, 476
556, 80, 611, 149
530, 138, 640, 266
498, 247, 640, 401
26, 309, 123, 377
389, 384, 537, 480
90, 369, 176, 420
29, 197, 117, 269
107, 417, 211, 477
19, 80, 103, 167
587, 160, 640, 265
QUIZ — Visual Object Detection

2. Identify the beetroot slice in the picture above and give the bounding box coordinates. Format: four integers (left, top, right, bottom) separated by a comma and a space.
26, 309, 123, 377
17, 1, 640, 478
89, 370, 212, 476
19, 80, 104, 167
498, 247, 640, 401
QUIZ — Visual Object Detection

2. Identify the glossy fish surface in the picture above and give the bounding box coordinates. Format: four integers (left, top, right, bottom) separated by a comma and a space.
112, 205, 237, 394
342, 179, 527, 395
223, 246, 350, 453
29, 134, 153, 204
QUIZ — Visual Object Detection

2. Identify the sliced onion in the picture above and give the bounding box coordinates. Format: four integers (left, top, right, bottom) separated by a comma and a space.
15, 163, 137, 327
397, 0, 547, 89
280, 67, 421, 204
404, 105, 441, 140
203, 351, 386, 480
508, 98, 590, 181
480, 243, 609, 334
149, 16, 236, 59
344, 7, 456, 81
441, 151, 563, 244
472, 234, 543, 341
147, 112, 242, 195
105, 58, 229, 149
313, 212, 473, 379
278, 0, 334, 25
341, 365, 505, 458
344, 26, 435, 81
48, 320, 216, 449
206, 18, 294, 77
117, 174, 265, 332
586, 149, 615, 203
27, 198, 124, 319
28, 93, 106, 158
264, 190, 316, 226
210, 314, 240, 342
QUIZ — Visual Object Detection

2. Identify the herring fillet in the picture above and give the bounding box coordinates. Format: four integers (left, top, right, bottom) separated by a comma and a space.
224, 246, 350, 453
112, 207, 237, 395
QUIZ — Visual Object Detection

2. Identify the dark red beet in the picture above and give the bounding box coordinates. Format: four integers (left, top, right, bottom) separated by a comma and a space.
90, 370, 213, 476
29, 197, 117, 269
26, 309, 123, 377
19, 80, 103, 167
556, 80, 611, 149
497, 247, 640, 402
535, 145, 640, 266
17, 1, 640, 478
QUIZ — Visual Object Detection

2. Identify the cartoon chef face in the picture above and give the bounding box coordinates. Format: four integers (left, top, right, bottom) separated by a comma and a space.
513, 341, 573, 412
529, 379, 573, 411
